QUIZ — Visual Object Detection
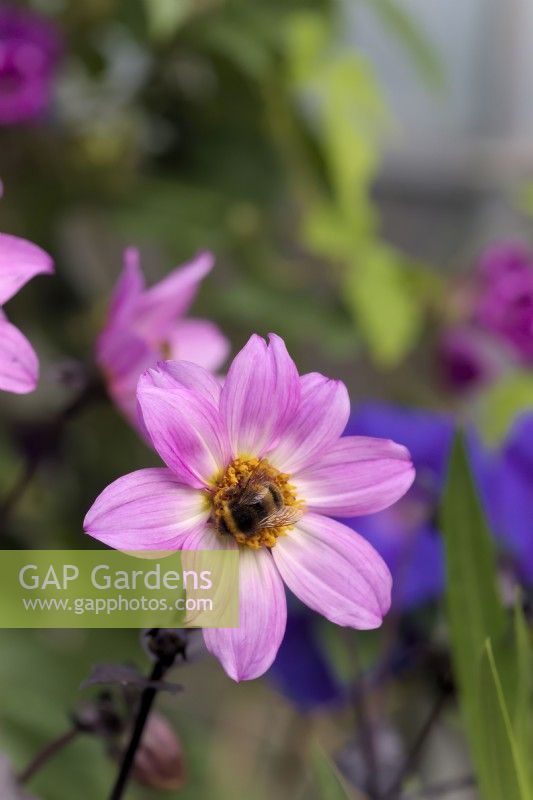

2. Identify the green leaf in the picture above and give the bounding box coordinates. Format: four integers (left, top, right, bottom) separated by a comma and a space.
301, 200, 358, 262
478, 639, 531, 800
344, 245, 423, 366
284, 8, 432, 367
480, 372, 533, 445
440, 433, 506, 775
511, 603, 533, 781
440, 433, 533, 799
515, 182, 533, 218
284, 11, 331, 84
319, 54, 386, 221
286, 14, 387, 232
143, 0, 195, 41
194, 5, 284, 79
310, 741, 361, 800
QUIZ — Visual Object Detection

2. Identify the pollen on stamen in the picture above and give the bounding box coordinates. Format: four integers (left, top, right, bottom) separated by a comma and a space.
209, 456, 304, 550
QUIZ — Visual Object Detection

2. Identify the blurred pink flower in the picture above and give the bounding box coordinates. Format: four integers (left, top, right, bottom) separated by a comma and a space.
0, 232, 53, 393
0, 5, 62, 125
96, 247, 229, 430
85, 334, 415, 681
474, 242, 533, 364
438, 326, 506, 393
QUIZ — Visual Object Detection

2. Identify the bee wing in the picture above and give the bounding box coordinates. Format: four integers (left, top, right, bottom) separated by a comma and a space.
260, 506, 303, 530
234, 466, 273, 506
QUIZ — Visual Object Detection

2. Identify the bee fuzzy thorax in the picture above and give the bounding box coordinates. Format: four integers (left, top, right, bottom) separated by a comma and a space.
210, 456, 304, 549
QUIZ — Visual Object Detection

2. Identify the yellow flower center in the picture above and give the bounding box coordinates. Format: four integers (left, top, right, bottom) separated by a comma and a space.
210, 456, 304, 550
160, 340, 173, 359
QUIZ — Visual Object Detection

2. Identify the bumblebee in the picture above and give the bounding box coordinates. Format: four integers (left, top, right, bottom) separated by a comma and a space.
215, 463, 303, 540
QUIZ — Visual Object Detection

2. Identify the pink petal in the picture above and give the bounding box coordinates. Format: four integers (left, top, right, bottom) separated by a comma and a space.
108, 379, 149, 434
178, 525, 242, 630
97, 329, 156, 430
0, 233, 54, 305
84, 468, 208, 550
272, 513, 391, 628
167, 318, 230, 373
142, 360, 222, 406
294, 436, 415, 517
132, 252, 214, 341
0, 315, 39, 394
203, 548, 287, 681
106, 247, 145, 328
267, 372, 350, 474
97, 328, 154, 383
137, 370, 230, 488
220, 333, 300, 458
179, 521, 230, 551
0, 233, 53, 305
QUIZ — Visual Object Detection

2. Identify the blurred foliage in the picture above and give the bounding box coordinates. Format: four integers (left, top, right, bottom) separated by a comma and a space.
479, 639, 531, 800
284, 9, 434, 367
0, 0, 441, 370
480, 372, 533, 444
0, 0, 453, 565
309, 742, 361, 800
441, 434, 533, 800
0, 627, 371, 800
517, 182, 533, 218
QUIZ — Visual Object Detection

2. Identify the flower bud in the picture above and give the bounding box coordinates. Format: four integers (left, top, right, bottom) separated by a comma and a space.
132, 713, 185, 791
141, 628, 205, 667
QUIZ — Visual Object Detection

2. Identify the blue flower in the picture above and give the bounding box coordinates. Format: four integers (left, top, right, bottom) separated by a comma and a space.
268, 600, 344, 711
344, 404, 455, 611
489, 413, 533, 586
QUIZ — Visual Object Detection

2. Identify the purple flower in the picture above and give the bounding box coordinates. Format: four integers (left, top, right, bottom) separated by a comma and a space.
85, 335, 415, 681
438, 326, 503, 393
474, 242, 533, 364
268, 603, 344, 710
344, 404, 453, 611
345, 403, 533, 611
489, 413, 533, 586
96, 248, 229, 432
0, 232, 54, 393
0, 5, 61, 125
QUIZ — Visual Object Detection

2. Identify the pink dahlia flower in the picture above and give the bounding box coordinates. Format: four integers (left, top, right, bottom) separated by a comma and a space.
96, 247, 229, 430
85, 334, 415, 681
0, 232, 53, 393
